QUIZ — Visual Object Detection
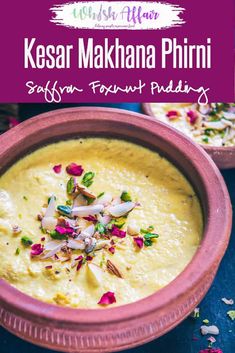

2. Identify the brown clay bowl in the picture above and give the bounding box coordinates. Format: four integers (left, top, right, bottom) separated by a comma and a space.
0, 107, 232, 352
142, 103, 235, 170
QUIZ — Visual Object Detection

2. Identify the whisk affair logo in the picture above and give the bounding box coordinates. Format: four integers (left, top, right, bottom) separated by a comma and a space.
50, 1, 185, 30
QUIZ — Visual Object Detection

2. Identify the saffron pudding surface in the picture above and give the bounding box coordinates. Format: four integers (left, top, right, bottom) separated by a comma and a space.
149, 103, 235, 147
0, 138, 203, 308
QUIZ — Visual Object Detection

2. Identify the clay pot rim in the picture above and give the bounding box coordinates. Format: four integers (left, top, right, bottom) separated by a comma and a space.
142, 103, 235, 154
0, 107, 232, 326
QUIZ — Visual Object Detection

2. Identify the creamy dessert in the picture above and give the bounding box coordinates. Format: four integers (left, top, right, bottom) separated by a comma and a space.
149, 103, 235, 147
0, 138, 203, 308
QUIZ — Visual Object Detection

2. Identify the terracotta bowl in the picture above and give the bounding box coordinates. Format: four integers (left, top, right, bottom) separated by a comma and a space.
0, 107, 232, 353
142, 103, 235, 170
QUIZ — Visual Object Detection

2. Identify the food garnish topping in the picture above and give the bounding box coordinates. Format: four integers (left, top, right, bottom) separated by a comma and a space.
12, 225, 22, 234
66, 163, 84, 176
227, 310, 235, 321
98, 291, 116, 305
106, 259, 123, 278
53, 164, 62, 174
21, 236, 33, 247
133, 237, 144, 249
166, 110, 180, 120
200, 325, 219, 336
221, 297, 234, 305
16, 163, 160, 305
198, 349, 223, 353
165, 103, 235, 146
31, 243, 44, 256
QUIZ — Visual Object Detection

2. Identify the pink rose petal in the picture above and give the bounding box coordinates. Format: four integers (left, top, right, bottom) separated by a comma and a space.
55, 226, 74, 235
187, 110, 198, 125
98, 291, 116, 305
199, 349, 223, 353
66, 163, 84, 176
86, 256, 93, 261
83, 215, 97, 223
133, 237, 144, 249
31, 243, 44, 256
45, 265, 53, 269
111, 226, 126, 238
166, 110, 180, 120
53, 164, 62, 174
75, 255, 84, 271
8, 117, 20, 128
108, 246, 115, 254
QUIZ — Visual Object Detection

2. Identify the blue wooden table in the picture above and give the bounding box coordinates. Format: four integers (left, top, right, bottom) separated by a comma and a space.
0, 103, 234, 353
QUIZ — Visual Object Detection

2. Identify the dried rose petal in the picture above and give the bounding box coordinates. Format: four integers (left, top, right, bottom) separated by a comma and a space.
53, 164, 62, 174
207, 336, 216, 344
166, 110, 180, 120
98, 291, 116, 305
199, 349, 223, 353
133, 237, 144, 249
31, 243, 44, 256
111, 226, 126, 238
74, 255, 84, 271
66, 163, 84, 176
55, 226, 74, 235
108, 246, 115, 254
9, 117, 19, 128
187, 110, 198, 125
41, 237, 45, 241
86, 256, 93, 261
83, 215, 97, 223
76, 259, 83, 271
45, 265, 52, 269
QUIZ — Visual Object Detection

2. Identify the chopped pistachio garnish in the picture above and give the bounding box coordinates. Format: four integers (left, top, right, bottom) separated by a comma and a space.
23, 196, 28, 201
21, 236, 33, 247
95, 222, 106, 235
82, 171, 95, 187
15, 247, 20, 255
57, 205, 72, 216
107, 217, 126, 230
100, 253, 106, 268
66, 199, 73, 206
227, 310, 235, 321
83, 195, 95, 205
140, 226, 159, 246
141, 225, 154, 233
121, 191, 132, 202
67, 177, 76, 194
140, 227, 159, 246
50, 230, 68, 240
202, 136, 209, 143
203, 319, 209, 324
97, 192, 105, 198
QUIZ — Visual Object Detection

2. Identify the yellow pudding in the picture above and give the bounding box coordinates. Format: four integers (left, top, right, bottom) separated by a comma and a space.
149, 103, 235, 147
0, 138, 203, 308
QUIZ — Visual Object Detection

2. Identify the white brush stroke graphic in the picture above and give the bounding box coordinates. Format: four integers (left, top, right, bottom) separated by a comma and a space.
50, 1, 185, 30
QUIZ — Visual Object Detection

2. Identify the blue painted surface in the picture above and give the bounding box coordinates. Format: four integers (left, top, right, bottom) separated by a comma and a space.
0, 103, 234, 353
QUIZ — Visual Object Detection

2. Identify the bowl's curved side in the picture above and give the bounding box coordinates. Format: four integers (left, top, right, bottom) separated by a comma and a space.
142, 103, 235, 170
0, 266, 219, 353
0, 107, 232, 353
